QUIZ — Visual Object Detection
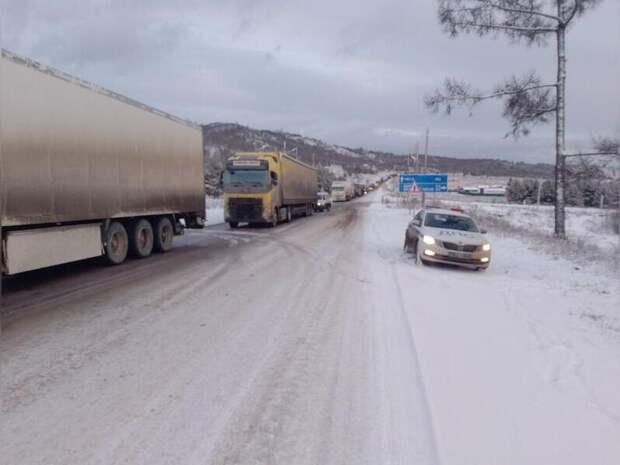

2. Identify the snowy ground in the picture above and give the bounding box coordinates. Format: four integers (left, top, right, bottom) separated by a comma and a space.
383, 189, 619, 266
1, 189, 619, 465
206, 196, 225, 226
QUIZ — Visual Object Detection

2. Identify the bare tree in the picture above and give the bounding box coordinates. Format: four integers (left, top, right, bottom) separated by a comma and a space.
425, 0, 604, 238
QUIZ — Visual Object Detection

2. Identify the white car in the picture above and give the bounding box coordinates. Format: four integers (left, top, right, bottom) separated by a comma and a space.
404, 207, 491, 270
315, 191, 332, 212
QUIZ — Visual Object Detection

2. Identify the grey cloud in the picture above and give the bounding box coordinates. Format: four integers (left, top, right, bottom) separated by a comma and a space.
1, 0, 618, 163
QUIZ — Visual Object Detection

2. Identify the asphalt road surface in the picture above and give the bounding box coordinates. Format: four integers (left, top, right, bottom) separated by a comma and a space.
2, 192, 618, 465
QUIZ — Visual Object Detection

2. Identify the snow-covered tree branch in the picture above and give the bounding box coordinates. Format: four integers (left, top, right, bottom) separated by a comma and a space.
427, 0, 605, 238
425, 72, 557, 136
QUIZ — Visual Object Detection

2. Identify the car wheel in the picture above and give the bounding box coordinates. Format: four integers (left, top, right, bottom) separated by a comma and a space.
415, 241, 426, 266
403, 236, 413, 253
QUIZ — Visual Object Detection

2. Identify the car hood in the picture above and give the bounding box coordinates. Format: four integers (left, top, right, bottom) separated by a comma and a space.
424, 227, 486, 245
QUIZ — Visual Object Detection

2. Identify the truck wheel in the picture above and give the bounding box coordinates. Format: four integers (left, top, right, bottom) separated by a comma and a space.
130, 218, 154, 258
105, 221, 129, 265
154, 217, 174, 252
271, 210, 279, 227
228, 221, 239, 229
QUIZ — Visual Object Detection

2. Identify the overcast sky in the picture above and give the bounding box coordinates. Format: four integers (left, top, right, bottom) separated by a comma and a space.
1, 0, 618, 162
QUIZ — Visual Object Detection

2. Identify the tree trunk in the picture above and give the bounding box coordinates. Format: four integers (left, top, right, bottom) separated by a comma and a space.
554, 20, 567, 238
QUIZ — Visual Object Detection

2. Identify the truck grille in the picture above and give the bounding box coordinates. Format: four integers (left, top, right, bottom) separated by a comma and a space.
441, 241, 479, 253
228, 198, 263, 221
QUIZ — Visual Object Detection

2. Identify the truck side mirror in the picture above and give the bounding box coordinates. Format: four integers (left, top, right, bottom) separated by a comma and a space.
218, 172, 224, 188
412, 219, 421, 226
270, 171, 278, 186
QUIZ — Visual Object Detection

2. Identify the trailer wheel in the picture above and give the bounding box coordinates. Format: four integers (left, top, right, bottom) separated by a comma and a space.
105, 221, 129, 265
130, 218, 154, 258
228, 221, 239, 229
154, 217, 174, 252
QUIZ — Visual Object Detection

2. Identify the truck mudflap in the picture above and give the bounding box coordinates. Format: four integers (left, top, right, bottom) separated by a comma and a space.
185, 214, 205, 229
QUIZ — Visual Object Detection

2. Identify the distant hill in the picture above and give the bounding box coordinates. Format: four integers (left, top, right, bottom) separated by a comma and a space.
201, 122, 554, 192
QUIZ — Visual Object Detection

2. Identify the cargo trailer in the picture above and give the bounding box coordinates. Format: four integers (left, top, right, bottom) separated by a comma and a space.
0, 50, 205, 275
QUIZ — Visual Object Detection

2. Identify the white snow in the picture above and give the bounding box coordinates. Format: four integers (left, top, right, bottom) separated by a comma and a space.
366, 194, 620, 465
205, 196, 225, 226
1, 188, 618, 465
382, 188, 619, 259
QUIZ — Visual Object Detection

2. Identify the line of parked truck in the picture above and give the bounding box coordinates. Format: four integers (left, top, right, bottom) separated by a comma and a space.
330, 176, 392, 202
0, 50, 331, 277
1, 49, 401, 278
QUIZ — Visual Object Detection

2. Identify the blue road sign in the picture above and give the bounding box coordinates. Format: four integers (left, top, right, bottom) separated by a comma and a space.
399, 174, 448, 193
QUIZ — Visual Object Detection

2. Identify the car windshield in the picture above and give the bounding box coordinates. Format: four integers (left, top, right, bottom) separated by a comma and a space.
223, 169, 270, 191
424, 212, 479, 232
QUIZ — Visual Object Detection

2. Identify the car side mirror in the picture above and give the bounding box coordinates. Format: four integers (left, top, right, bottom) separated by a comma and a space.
412, 219, 421, 227
270, 171, 278, 186
480, 229, 487, 234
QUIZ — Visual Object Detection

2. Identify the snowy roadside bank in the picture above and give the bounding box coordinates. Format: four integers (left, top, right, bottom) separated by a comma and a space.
367, 197, 620, 465
382, 190, 619, 271
205, 196, 224, 226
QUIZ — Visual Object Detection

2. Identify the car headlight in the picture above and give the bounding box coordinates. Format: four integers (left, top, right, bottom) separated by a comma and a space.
423, 235, 435, 245
482, 243, 491, 251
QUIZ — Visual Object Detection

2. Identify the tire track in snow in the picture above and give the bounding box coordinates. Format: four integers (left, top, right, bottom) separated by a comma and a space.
366, 206, 442, 465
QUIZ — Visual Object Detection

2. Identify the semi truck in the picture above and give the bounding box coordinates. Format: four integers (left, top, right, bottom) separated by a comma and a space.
0, 50, 205, 275
331, 180, 353, 202
223, 152, 318, 227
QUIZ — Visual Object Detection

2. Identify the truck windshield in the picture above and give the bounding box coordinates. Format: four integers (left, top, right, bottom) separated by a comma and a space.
424, 213, 479, 232
332, 186, 344, 191
223, 169, 270, 192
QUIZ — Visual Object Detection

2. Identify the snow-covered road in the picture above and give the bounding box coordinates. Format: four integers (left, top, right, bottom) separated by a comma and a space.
2, 192, 619, 465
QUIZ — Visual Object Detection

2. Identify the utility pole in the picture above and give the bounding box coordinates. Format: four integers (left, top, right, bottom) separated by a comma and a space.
415, 141, 420, 172
424, 128, 429, 172
421, 128, 430, 207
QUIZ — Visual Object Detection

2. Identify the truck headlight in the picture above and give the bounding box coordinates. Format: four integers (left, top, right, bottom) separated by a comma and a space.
423, 235, 435, 245
482, 243, 491, 251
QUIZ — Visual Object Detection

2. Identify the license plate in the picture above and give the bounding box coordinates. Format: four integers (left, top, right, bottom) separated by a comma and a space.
447, 251, 469, 259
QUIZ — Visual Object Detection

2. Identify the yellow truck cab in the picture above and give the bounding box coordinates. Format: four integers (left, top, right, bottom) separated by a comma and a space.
223, 151, 318, 228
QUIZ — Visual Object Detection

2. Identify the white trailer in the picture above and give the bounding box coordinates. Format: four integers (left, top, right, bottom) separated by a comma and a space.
331, 180, 353, 202
0, 50, 205, 275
